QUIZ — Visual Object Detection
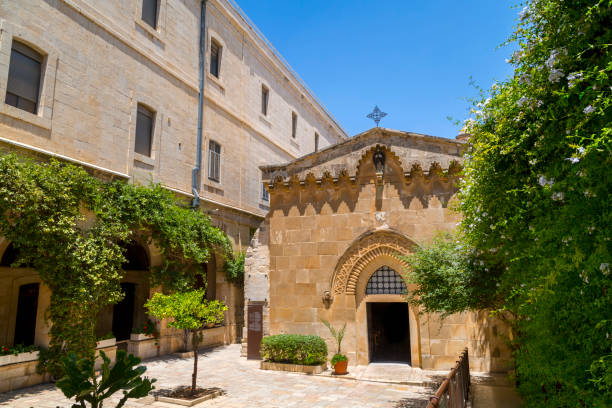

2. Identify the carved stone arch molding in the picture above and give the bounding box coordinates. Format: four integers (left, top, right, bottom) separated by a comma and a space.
331, 230, 417, 296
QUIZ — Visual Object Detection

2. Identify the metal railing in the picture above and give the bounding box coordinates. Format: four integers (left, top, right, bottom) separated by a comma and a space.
427, 348, 471, 408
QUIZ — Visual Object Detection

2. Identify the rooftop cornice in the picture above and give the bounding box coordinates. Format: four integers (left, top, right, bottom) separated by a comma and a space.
260, 128, 465, 175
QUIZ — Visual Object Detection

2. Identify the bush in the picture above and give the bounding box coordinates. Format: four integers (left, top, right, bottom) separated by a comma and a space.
56, 349, 155, 408
260, 334, 327, 365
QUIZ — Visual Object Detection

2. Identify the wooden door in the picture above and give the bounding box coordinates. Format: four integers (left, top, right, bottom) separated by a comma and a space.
247, 302, 263, 360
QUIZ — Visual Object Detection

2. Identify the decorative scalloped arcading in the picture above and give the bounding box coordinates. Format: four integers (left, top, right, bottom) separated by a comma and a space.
331, 232, 416, 295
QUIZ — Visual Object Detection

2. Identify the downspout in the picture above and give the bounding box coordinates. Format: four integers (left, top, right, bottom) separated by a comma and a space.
192, 0, 208, 208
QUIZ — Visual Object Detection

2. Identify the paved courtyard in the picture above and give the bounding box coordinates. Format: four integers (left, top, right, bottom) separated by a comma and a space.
0, 345, 434, 408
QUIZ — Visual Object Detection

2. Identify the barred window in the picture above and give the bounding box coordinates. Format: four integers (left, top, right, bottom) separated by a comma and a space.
314, 132, 319, 152
5, 41, 43, 114
365, 266, 407, 295
208, 140, 221, 182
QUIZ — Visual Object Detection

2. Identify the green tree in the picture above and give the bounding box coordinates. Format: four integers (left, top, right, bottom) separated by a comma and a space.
144, 290, 227, 395
402, 233, 503, 317
407, 0, 612, 406
405, 1, 611, 405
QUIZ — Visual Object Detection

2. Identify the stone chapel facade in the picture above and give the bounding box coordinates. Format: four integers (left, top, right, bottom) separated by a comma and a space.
243, 128, 512, 372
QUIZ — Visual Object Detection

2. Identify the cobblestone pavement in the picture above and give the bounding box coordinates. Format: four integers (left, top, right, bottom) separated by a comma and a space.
0, 345, 433, 408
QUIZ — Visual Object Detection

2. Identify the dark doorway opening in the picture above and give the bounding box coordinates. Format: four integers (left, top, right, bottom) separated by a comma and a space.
14, 283, 39, 346
367, 302, 411, 363
112, 283, 136, 341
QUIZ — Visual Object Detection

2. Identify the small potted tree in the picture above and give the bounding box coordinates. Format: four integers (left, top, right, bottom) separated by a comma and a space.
321, 319, 348, 375
145, 289, 227, 398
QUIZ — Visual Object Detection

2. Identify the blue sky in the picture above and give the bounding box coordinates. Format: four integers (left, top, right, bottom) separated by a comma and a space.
235, 0, 519, 138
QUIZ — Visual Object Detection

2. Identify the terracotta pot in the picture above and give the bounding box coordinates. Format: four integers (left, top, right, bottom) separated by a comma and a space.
333, 359, 348, 375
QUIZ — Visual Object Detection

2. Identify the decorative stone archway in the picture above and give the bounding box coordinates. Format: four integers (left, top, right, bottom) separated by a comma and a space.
330, 230, 416, 296
330, 230, 422, 366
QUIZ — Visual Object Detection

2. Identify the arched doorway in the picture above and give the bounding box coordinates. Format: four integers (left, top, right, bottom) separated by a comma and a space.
365, 266, 410, 363
330, 230, 421, 366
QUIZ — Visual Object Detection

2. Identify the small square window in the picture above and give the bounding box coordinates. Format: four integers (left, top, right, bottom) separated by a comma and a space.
5, 41, 43, 115
141, 0, 158, 29
261, 85, 269, 116
314, 132, 319, 152
210, 41, 221, 78
135, 104, 155, 157
291, 112, 297, 139
208, 140, 221, 182
262, 182, 269, 202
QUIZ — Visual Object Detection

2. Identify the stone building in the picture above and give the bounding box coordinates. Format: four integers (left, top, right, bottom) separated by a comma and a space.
243, 128, 512, 372
0, 0, 345, 391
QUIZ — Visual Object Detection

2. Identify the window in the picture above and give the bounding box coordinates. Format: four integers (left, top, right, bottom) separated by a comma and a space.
262, 182, 269, 202
314, 132, 319, 152
210, 41, 220, 78
135, 104, 154, 157
5, 41, 43, 114
141, 0, 158, 29
291, 112, 297, 139
208, 140, 221, 182
261, 85, 269, 116
365, 266, 407, 295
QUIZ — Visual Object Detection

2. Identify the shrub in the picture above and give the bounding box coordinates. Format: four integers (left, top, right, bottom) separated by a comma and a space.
56, 350, 155, 408
260, 334, 327, 365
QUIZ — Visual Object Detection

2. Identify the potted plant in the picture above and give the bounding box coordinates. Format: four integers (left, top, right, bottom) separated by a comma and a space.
95, 332, 116, 349
0, 344, 40, 366
131, 319, 158, 341
321, 319, 348, 375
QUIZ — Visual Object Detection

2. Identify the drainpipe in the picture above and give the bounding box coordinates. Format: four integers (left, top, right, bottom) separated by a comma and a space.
192, 0, 208, 208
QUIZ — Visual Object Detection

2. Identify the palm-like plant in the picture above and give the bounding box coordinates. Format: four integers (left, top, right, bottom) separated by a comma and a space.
321, 319, 346, 358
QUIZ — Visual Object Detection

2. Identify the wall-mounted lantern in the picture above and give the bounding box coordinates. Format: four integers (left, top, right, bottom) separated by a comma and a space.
373, 146, 386, 185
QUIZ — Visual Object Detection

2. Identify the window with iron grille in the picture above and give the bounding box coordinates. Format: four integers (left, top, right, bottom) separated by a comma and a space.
5, 41, 43, 114
291, 112, 297, 139
208, 140, 221, 182
365, 266, 407, 295
314, 132, 319, 152
210, 41, 220, 78
135, 104, 155, 157
141, 0, 158, 29
261, 85, 269, 116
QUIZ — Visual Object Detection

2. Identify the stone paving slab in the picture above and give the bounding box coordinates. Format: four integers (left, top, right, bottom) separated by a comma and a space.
316, 363, 447, 386
0, 345, 433, 408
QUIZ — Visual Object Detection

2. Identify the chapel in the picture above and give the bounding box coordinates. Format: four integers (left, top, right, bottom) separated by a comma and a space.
242, 127, 511, 371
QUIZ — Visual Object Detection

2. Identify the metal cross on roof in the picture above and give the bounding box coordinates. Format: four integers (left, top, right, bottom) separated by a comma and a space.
367, 106, 388, 127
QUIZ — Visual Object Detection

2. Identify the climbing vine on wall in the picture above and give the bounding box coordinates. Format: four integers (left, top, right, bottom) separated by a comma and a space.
0, 154, 233, 376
